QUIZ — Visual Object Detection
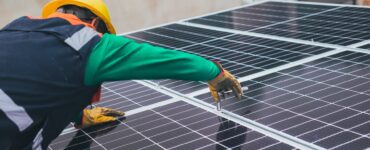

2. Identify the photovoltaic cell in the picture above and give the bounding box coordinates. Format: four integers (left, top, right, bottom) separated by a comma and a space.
253, 6, 370, 46
359, 43, 370, 50
187, 1, 336, 31
50, 1, 370, 149
97, 81, 172, 112
128, 24, 231, 49
188, 1, 370, 46
127, 24, 333, 94
196, 51, 370, 149
49, 101, 295, 150
48, 81, 173, 149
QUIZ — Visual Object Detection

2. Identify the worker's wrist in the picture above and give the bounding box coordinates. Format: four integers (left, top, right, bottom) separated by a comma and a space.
73, 111, 83, 125
208, 61, 225, 84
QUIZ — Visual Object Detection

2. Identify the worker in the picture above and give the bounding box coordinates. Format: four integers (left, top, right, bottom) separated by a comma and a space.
0, 0, 243, 149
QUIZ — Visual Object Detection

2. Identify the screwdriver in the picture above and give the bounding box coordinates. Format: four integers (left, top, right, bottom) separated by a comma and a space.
216, 86, 248, 111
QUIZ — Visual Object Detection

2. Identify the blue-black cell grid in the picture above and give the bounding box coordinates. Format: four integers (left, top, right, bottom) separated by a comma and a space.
49, 101, 295, 150
97, 81, 172, 112
252, 6, 370, 46
127, 24, 231, 49
196, 51, 370, 149
359, 43, 370, 50
187, 1, 336, 31
126, 24, 333, 94
48, 81, 174, 149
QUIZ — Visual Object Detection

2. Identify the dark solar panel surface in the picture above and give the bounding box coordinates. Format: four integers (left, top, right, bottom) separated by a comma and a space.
50, 1, 370, 149
188, 1, 370, 46
196, 51, 370, 149
253, 6, 370, 45
49, 101, 294, 150
128, 24, 333, 94
187, 1, 336, 31
359, 43, 370, 50
98, 81, 172, 112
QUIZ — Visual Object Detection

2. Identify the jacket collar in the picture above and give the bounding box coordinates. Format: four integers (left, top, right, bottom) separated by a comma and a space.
46, 12, 96, 30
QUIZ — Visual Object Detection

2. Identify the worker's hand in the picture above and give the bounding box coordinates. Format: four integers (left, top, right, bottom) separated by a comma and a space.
208, 62, 243, 102
75, 107, 125, 129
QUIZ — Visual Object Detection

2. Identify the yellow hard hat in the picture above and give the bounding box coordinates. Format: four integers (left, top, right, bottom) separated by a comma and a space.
42, 0, 116, 34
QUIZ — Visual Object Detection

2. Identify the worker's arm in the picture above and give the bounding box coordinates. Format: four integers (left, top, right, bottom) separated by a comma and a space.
84, 34, 220, 86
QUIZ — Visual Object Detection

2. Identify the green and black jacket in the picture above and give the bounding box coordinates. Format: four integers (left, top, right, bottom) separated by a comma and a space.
0, 12, 219, 149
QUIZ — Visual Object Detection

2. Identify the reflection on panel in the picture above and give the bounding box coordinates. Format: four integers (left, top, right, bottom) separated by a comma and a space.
196, 51, 370, 149
127, 24, 333, 94
188, 1, 370, 46
359, 43, 370, 50
253, 7, 370, 46
98, 81, 172, 112
188, 1, 335, 31
49, 101, 295, 150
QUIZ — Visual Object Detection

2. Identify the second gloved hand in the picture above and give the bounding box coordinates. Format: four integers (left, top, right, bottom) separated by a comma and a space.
75, 107, 125, 128
208, 62, 243, 102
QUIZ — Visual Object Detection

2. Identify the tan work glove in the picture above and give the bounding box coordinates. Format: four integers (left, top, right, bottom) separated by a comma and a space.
75, 107, 125, 129
208, 62, 243, 102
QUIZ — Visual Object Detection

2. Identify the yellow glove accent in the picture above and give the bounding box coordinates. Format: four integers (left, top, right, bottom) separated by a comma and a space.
208, 62, 243, 102
75, 107, 125, 129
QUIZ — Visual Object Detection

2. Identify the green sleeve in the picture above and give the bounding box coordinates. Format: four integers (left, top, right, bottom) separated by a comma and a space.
84, 34, 220, 86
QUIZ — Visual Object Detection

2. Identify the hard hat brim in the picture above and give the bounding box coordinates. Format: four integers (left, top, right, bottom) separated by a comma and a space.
42, 0, 116, 34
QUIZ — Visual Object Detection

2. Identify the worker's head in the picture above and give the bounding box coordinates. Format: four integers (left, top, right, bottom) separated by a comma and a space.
41, 0, 116, 34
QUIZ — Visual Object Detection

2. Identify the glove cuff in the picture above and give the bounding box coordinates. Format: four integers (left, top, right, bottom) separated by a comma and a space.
208, 61, 225, 86
74, 110, 85, 128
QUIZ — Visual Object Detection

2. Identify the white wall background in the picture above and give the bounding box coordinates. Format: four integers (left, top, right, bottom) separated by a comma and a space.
0, 0, 244, 34
2, 0, 362, 33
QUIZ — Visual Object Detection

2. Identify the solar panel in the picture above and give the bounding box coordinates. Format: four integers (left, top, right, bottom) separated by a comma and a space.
187, 1, 370, 46
196, 51, 370, 149
252, 6, 370, 45
359, 43, 370, 50
127, 24, 333, 94
50, 1, 370, 149
49, 101, 295, 150
98, 81, 172, 112
187, 1, 336, 31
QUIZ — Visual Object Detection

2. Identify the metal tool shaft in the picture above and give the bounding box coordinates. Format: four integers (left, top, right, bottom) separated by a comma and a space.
217, 101, 221, 111
215, 86, 248, 111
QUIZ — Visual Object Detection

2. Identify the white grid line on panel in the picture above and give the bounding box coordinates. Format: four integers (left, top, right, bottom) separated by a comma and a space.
188, 48, 346, 97
249, 6, 342, 32
263, 2, 370, 20
178, 21, 366, 52
115, 120, 167, 150
106, 83, 230, 149
128, 29, 370, 133
330, 136, 367, 150
141, 29, 309, 68
136, 80, 324, 150
247, 80, 368, 138
54, 1, 370, 149
83, 107, 230, 149
159, 26, 228, 38
134, 52, 370, 148
119, 0, 268, 36
59, 98, 179, 137
271, 0, 369, 8
126, 32, 344, 99
255, 1, 333, 11
81, 129, 108, 150
59, 103, 190, 141
191, 53, 370, 138
212, 13, 370, 41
